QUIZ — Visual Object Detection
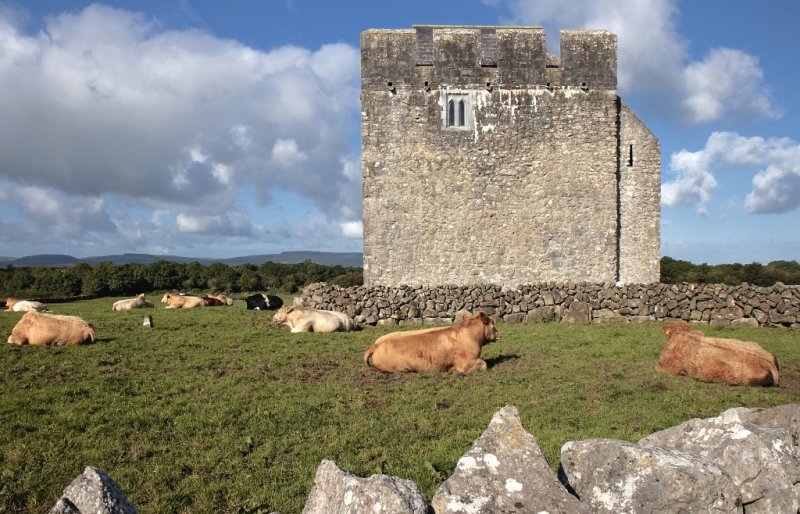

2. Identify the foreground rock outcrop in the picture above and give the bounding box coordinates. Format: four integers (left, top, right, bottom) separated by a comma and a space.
431, 406, 588, 513
50, 404, 800, 513
49, 466, 136, 514
302, 459, 428, 514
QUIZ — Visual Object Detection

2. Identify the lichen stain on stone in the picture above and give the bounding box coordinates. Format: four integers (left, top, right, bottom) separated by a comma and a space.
504, 477, 523, 492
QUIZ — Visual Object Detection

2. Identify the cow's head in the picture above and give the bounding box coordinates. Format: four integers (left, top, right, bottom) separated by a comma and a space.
474, 311, 499, 343
273, 305, 290, 323
160, 293, 171, 304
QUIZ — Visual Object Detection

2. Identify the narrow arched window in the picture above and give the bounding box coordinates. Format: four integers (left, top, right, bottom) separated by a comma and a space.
448, 100, 455, 127
442, 93, 471, 130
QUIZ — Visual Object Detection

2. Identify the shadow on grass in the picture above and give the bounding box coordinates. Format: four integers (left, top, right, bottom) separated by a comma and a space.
486, 353, 521, 368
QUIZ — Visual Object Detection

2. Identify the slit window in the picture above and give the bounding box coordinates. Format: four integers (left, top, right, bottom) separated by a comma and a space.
458, 100, 465, 127
628, 144, 634, 166
448, 100, 455, 127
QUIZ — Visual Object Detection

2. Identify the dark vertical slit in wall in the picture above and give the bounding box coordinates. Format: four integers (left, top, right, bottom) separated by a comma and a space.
615, 96, 622, 283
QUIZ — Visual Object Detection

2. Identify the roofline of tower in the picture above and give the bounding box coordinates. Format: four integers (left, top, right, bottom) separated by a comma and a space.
411, 25, 543, 30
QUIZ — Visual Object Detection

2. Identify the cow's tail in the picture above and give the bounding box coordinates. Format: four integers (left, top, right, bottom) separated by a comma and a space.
364, 345, 377, 369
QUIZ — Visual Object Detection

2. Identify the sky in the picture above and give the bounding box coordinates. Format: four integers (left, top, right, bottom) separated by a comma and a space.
0, 0, 798, 265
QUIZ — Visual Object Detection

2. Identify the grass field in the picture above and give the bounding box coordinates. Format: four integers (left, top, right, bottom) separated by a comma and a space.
1, 296, 798, 513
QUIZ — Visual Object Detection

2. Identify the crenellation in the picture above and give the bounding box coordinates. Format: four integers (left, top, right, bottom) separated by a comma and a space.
560, 30, 617, 89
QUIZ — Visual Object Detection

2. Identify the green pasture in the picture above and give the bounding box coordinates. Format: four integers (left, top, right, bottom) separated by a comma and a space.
1, 296, 798, 513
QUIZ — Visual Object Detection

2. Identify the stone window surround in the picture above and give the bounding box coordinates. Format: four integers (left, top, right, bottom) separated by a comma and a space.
440, 91, 473, 130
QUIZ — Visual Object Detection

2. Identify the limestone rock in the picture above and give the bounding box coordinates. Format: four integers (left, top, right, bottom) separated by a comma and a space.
454, 309, 472, 323
49, 467, 137, 514
302, 459, 428, 514
524, 306, 557, 323
640, 407, 798, 513
560, 439, 741, 513
732, 404, 800, 506
432, 405, 588, 513
562, 301, 591, 324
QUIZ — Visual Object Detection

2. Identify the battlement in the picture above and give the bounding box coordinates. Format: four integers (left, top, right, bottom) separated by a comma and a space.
361, 26, 616, 90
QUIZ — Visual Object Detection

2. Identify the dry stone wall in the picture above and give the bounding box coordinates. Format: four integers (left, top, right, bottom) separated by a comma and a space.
300, 282, 800, 327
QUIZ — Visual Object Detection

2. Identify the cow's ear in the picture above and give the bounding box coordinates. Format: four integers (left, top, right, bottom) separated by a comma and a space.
476, 311, 489, 324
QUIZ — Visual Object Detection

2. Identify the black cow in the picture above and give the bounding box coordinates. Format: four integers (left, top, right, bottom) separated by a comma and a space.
244, 293, 284, 311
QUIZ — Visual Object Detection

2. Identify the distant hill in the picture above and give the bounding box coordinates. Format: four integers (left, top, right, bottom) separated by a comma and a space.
10, 254, 79, 267
4, 251, 363, 268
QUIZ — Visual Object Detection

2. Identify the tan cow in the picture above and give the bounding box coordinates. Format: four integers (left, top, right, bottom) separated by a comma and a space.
364, 311, 500, 373
272, 305, 352, 333
5, 297, 48, 312
112, 294, 154, 311
160, 292, 205, 309
656, 320, 779, 386
7, 311, 96, 346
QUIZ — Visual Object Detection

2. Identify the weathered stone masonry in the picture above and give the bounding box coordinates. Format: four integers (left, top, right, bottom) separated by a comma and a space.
362, 26, 660, 287
301, 282, 800, 328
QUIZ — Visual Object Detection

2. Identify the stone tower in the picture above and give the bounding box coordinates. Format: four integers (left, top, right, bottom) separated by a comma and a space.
361, 26, 660, 287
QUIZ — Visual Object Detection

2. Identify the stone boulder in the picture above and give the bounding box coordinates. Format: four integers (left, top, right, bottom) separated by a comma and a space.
562, 301, 591, 324
640, 406, 799, 513
49, 467, 137, 514
559, 439, 741, 513
524, 306, 558, 323
431, 405, 588, 513
302, 459, 428, 514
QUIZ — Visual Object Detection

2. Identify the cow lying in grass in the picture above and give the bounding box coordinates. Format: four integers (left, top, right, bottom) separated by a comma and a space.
160, 292, 205, 309
5, 297, 48, 312
208, 294, 234, 306
245, 293, 283, 311
656, 320, 779, 386
364, 311, 499, 373
112, 294, 154, 311
7, 311, 96, 346
272, 305, 352, 333
202, 295, 224, 306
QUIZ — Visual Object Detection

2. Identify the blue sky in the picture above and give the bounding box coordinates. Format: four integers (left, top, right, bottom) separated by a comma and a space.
0, 0, 798, 265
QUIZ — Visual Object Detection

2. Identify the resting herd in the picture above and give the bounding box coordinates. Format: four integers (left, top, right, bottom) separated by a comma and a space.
2, 293, 783, 386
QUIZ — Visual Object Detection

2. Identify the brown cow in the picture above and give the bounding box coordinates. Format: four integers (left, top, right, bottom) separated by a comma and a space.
202, 295, 224, 306
656, 320, 779, 386
7, 311, 96, 346
364, 311, 499, 373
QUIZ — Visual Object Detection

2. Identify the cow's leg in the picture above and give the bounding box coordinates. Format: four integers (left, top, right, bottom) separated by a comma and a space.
453, 358, 487, 373
290, 321, 313, 333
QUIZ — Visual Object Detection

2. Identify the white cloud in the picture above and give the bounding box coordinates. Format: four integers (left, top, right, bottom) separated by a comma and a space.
1, 184, 116, 240
0, 4, 361, 255
176, 213, 223, 233
490, 0, 776, 124
683, 48, 778, 123
662, 132, 800, 214
340, 221, 363, 238
270, 138, 308, 168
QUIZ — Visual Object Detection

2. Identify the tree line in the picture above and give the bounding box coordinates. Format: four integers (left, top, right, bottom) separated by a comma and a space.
0, 260, 362, 298
660, 257, 800, 286
1, 257, 797, 299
